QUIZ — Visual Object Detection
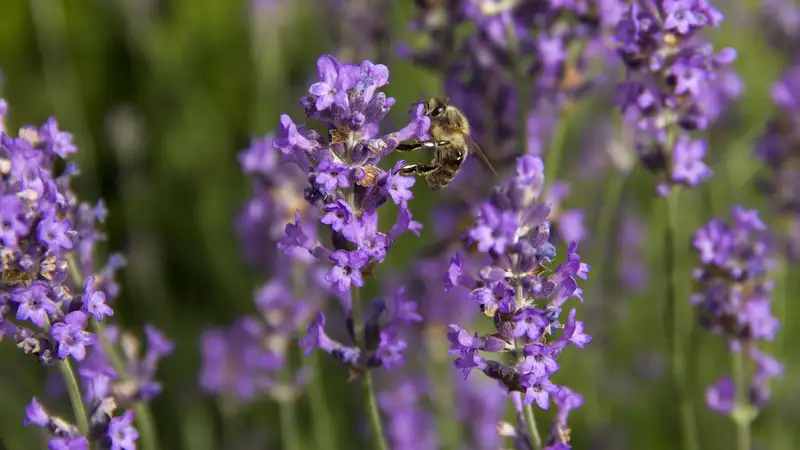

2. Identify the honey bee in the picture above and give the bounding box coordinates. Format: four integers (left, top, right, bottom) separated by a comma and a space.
396, 96, 496, 190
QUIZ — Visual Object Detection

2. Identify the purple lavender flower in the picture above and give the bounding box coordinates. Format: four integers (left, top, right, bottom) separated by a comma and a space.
48, 437, 90, 450
404, 0, 624, 157
326, 250, 369, 292
107, 410, 139, 450
618, 211, 649, 293
753, 64, 800, 261
454, 374, 508, 449
690, 206, 783, 418
200, 315, 302, 403
272, 54, 428, 380
613, 0, 739, 194
300, 286, 423, 371
0, 101, 163, 448
11, 282, 58, 328
378, 379, 438, 450
81, 276, 113, 321
23, 396, 128, 450
50, 311, 96, 361
760, 0, 800, 55
80, 323, 174, 404
445, 155, 589, 448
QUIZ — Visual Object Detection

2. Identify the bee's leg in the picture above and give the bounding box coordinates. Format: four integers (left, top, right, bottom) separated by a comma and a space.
399, 163, 438, 176
395, 140, 451, 152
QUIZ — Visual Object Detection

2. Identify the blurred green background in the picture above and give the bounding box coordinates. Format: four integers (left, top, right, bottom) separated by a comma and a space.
0, 0, 798, 449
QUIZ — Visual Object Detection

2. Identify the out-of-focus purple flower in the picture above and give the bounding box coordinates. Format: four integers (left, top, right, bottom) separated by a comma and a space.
705, 377, 735, 414
107, 410, 139, 450
455, 374, 507, 449
613, 0, 738, 195
199, 304, 312, 404
379, 379, 438, 450
671, 136, 712, 187
753, 65, 800, 261
618, 212, 649, 293
81, 323, 174, 404
760, 0, 800, 55
403, 0, 624, 164
445, 155, 589, 448
691, 206, 782, 416
545, 181, 587, 245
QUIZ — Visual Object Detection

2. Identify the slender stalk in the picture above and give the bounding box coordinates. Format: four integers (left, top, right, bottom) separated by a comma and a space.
504, 20, 529, 158
278, 396, 301, 450
293, 261, 337, 450
349, 288, 389, 450
43, 316, 90, 435
522, 405, 542, 450
306, 352, 338, 450
582, 171, 627, 427
544, 119, 568, 189
731, 347, 752, 450
663, 191, 699, 450
65, 254, 160, 450
58, 359, 90, 434
514, 282, 542, 450
93, 319, 161, 450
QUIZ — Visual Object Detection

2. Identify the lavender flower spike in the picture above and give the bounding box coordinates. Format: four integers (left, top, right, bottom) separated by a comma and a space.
613, 0, 740, 195
690, 206, 782, 448
445, 155, 590, 448
276, 54, 429, 450
0, 99, 167, 449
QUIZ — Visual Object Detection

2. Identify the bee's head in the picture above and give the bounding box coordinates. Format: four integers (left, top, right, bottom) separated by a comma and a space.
422, 96, 450, 119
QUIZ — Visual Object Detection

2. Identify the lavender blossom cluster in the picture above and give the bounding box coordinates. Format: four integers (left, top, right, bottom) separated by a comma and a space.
0, 101, 173, 449
403, 0, 624, 152
199, 131, 329, 404
613, 0, 742, 195
445, 155, 590, 448
690, 206, 783, 415
754, 58, 800, 260
272, 54, 429, 372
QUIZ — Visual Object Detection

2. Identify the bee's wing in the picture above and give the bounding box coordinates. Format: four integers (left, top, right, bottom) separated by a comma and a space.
464, 134, 497, 176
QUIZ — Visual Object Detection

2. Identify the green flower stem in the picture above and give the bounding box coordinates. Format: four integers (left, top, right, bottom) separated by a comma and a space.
583, 171, 627, 426
350, 287, 389, 450
278, 396, 301, 450
504, 20, 529, 158
544, 119, 568, 190
57, 358, 90, 435
293, 262, 337, 450
92, 319, 161, 450
65, 254, 160, 450
514, 283, 542, 450
306, 352, 338, 450
731, 347, 753, 450
522, 404, 542, 450
43, 316, 90, 435
663, 191, 699, 450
